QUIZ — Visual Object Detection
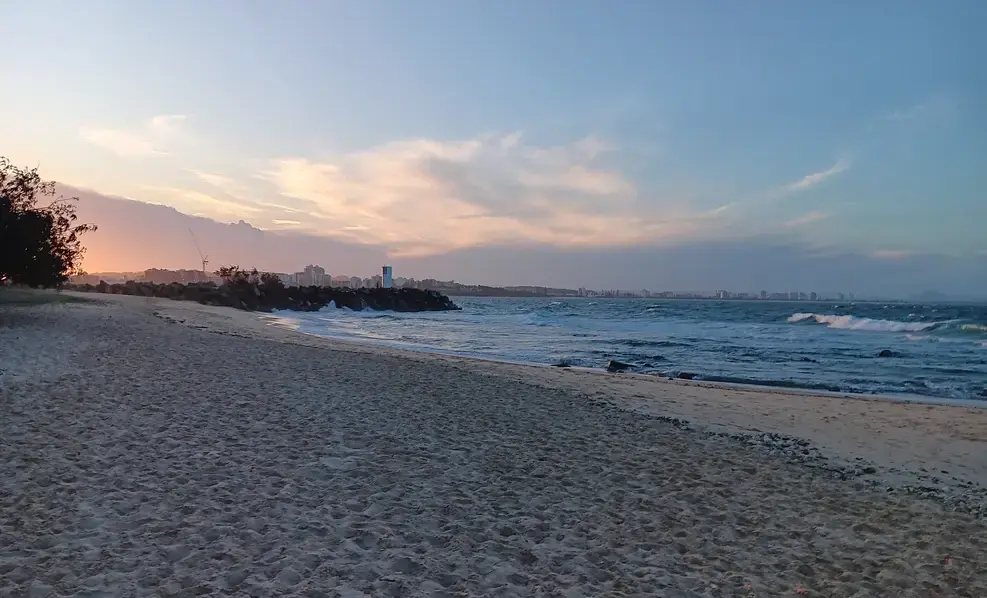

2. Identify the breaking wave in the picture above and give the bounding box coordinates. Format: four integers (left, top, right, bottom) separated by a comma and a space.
788, 313, 941, 332
789, 313, 987, 339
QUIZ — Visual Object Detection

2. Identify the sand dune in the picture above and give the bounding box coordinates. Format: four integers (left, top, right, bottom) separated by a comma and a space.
1, 295, 985, 596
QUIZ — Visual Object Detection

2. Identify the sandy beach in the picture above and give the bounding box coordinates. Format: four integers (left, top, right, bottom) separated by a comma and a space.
2, 293, 986, 597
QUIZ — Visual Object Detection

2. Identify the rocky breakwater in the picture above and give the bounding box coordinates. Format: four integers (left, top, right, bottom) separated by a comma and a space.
64, 280, 461, 313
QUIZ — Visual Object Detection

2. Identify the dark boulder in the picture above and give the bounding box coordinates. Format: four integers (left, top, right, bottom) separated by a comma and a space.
606, 360, 633, 373
877, 349, 895, 358
63, 280, 461, 314
677, 372, 697, 380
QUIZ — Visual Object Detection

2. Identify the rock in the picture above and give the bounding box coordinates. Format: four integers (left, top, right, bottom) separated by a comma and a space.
606, 360, 633, 372
63, 281, 462, 314
877, 349, 895, 358
677, 372, 696, 380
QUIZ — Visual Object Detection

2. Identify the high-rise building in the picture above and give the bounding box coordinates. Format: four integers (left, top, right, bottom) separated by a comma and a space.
297, 264, 326, 287
382, 265, 393, 289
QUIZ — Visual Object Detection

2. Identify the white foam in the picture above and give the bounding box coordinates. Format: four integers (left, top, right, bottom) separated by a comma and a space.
788, 313, 939, 332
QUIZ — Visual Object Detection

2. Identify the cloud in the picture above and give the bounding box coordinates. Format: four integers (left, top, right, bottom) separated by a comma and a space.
785, 211, 828, 227
190, 170, 254, 201
62, 185, 987, 299
141, 186, 263, 218
872, 249, 914, 260
271, 219, 302, 226
79, 114, 186, 157
192, 171, 235, 189
149, 114, 186, 131
260, 133, 728, 257
79, 128, 163, 157
62, 185, 388, 275
883, 95, 957, 123
786, 159, 850, 192
886, 104, 927, 121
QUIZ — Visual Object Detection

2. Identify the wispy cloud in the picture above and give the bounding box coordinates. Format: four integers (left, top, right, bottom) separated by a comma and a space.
786, 159, 850, 192
258, 133, 731, 256
149, 114, 186, 131
271, 219, 302, 226
191, 171, 234, 189
141, 185, 262, 218
191, 170, 253, 200
785, 211, 828, 227
886, 104, 927, 122
80, 114, 186, 157
79, 128, 163, 157
883, 94, 958, 123
872, 249, 914, 260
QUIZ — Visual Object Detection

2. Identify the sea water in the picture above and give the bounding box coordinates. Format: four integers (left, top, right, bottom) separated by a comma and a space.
272, 298, 987, 401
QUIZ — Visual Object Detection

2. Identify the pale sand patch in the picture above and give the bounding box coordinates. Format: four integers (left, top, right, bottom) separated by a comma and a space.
1, 295, 985, 597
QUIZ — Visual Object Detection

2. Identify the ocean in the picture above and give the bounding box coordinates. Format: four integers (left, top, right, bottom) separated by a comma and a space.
271, 298, 987, 401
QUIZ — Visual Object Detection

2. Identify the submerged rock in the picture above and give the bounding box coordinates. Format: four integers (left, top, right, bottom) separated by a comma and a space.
677, 372, 697, 380
877, 349, 895, 358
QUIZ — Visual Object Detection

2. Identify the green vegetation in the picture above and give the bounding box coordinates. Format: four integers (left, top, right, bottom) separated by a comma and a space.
1, 157, 96, 288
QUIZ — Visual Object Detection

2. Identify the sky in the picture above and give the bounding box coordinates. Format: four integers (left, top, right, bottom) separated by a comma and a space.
2, 1, 986, 296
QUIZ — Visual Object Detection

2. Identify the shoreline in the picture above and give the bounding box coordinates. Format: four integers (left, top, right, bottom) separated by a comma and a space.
136, 295, 987, 492
265, 308, 987, 410
3, 292, 986, 595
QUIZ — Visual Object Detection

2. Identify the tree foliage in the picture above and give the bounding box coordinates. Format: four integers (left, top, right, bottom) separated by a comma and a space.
259, 271, 285, 291
216, 265, 287, 293
0, 157, 96, 287
216, 265, 253, 286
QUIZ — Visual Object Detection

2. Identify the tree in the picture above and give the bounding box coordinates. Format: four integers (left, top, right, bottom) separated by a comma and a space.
216, 265, 250, 285
259, 271, 285, 291
0, 157, 96, 287
216, 265, 264, 286
217, 266, 286, 292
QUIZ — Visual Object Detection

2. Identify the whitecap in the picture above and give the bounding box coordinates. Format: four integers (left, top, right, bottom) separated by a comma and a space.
788, 312, 940, 332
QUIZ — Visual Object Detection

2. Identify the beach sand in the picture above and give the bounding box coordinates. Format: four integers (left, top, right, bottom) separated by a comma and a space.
2, 293, 985, 597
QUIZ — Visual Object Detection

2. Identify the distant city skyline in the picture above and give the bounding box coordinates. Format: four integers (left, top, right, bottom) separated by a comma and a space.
3, 2, 985, 296
73, 265, 921, 303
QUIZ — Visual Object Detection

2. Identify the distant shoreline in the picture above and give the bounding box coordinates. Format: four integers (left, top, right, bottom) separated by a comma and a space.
448, 293, 927, 303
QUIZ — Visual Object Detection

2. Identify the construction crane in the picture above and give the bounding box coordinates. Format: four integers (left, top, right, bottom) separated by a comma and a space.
188, 228, 209, 276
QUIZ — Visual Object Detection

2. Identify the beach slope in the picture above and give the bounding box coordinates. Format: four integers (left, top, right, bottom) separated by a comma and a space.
1, 295, 985, 596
